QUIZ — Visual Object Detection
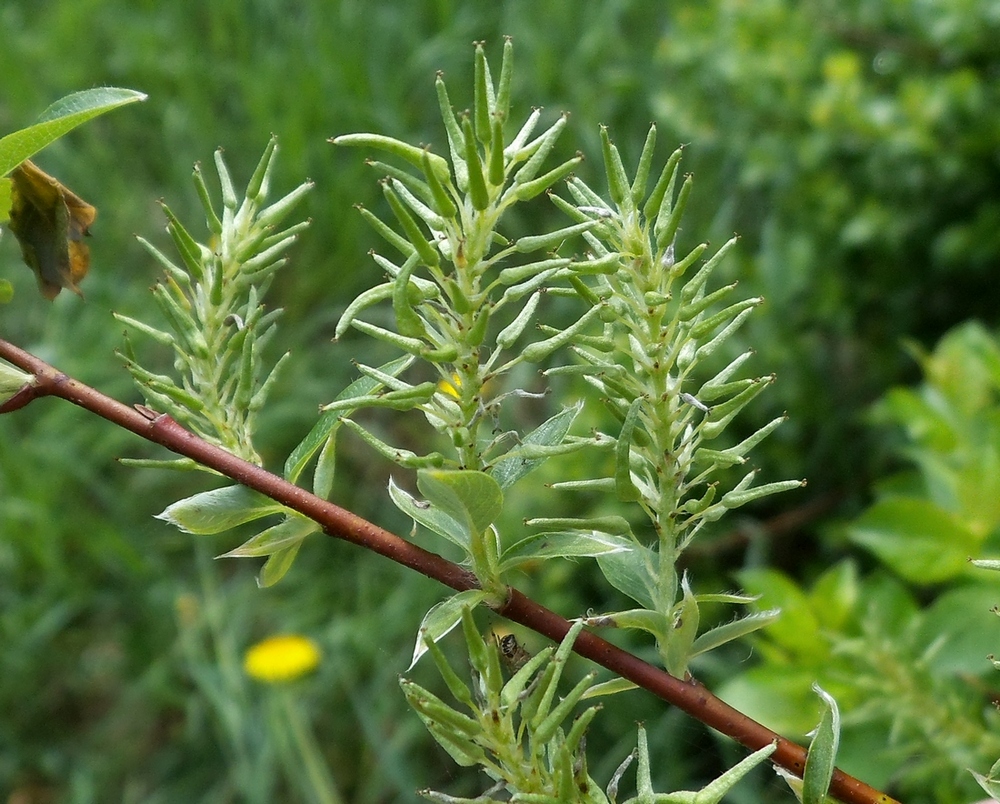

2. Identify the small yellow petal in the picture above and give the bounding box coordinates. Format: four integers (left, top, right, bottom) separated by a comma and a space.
244, 634, 321, 683
437, 373, 462, 399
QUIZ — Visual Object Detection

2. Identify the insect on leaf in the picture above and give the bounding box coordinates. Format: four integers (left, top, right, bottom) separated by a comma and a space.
7, 159, 96, 299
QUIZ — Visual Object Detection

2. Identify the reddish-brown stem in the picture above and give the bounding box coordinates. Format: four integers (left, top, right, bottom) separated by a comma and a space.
0, 337, 898, 804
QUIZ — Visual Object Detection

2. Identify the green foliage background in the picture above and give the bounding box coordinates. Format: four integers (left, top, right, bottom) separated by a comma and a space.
2, 1, 999, 801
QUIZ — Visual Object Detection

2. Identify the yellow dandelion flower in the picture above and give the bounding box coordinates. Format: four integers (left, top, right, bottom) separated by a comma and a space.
244, 634, 321, 683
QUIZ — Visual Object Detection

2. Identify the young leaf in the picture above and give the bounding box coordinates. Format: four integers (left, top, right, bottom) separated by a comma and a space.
615, 398, 643, 502
157, 485, 286, 535
596, 543, 658, 610
499, 530, 630, 571
801, 684, 841, 804
257, 539, 304, 588
388, 476, 469, 549
219, 513, 319, 558
663, 576, 700, 677
0, 87, 147, 176
408, 589, 491, 669
489, 403, 582, 489
693, 741, 778, 803
417, 469, 504, 538
972, 758, 1000, 800
689, 609, 781, 658
283, 355, 415, 484
0, 360, 32, 407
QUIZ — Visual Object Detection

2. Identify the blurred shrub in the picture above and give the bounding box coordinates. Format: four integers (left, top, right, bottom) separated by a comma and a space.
649, 0, 1000, 492
720, 321, 1000, 802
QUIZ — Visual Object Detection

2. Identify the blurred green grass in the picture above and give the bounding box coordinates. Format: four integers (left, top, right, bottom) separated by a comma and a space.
2, 1, 998, 801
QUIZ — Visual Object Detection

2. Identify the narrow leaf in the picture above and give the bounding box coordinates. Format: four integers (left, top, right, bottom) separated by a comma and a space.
156, 485, 285, 535
615, 398, 642, 502
283, 355, 414, 484
802, 685, 841, 804
257, 540, 304, 588
499, 530, 630, 571
0, 88, 147, 176
690, 609, 781, 657
409, 590, 490, 669
219, 513, 318, 558
489, 402, 582, 489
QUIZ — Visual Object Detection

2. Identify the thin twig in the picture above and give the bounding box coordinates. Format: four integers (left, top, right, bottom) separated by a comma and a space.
0, 336, 898, 804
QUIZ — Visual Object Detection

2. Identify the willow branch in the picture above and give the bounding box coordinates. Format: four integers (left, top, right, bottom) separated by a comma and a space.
0, 337, 897, 804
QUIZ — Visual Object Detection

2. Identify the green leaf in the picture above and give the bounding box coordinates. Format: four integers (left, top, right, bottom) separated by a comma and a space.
693, 742, 778, 804
972, 757, 1000, 800
690, 609, 781, 658
807, 561, 859, 632
408, 589, 490, 669
499, 529, 630, 571
257, 539, 304, 588
420, 628, 475, 710
615, 398, 642, 502
580, 677, 638, 700
0, 177, 11, 223
801, 685, 841, 804
594, 607, 668, 639
0, 88, 147, 176
663, 576, 700, 677
156, 485, 285, 535
718, 666, 824, 738
388, 476, 469, 549
417, 470, 503, 539
846, 496, 980, 583
596, 543, 658, 610
219, 513, 319, 558
312, 433, 338, 500
526, 515, 633, 536
489, 402, 582, 489
0, 360, 32, 401
284, 355, 414, 484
